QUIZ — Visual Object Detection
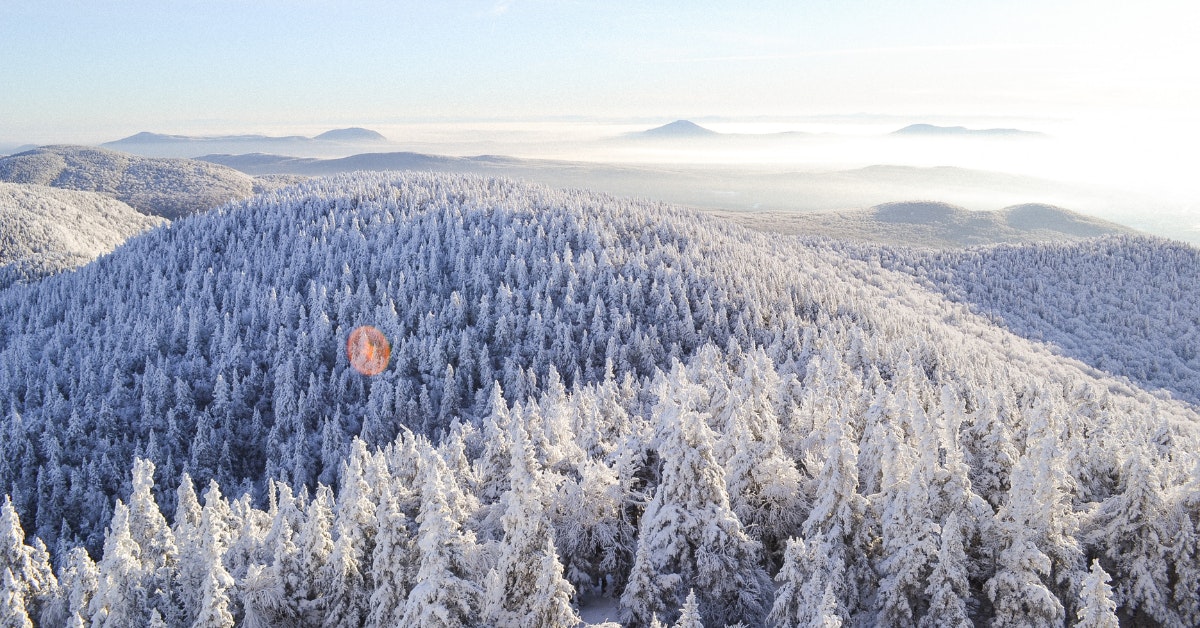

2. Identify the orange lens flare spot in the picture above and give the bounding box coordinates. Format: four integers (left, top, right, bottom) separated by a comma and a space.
347, 325, 391, 376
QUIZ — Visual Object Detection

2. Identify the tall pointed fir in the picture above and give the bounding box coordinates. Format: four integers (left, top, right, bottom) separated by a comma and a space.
88, 502, 148, 627
673, 590, 703, 628
474, 382, 514, 536
171, 473, 206, 626
400, 442, 483, 627
1085, 444, 1175, 625
366, 462, 413, 628
483, 418, 579, 628
768, 534, 847, 628
125, 459, 179, 624
920, 513, 971, 628
191, 481, 235, 628
318, 522, 367, 628
0, 495, 58, 624
787, 408, 871, 623
296, 484, 336, 622
242, 481, 305, 627
621, 364, 771, 627
2, 567, 33, 628
721, 348, 804, 571
321, 441, 376, 628
875, 390, 940, 626
1075, 559, 1119, 628
1169, 461, 1200, 627
52, 547, 99, 628
984, 449, 1066, 627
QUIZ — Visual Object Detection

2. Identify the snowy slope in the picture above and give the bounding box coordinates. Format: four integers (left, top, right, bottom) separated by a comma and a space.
716, 200, 1135, 248
879, 236, 1200, 404
0, 145, 261, 219
1, 173, 1197, 626
0, 182, 164, 287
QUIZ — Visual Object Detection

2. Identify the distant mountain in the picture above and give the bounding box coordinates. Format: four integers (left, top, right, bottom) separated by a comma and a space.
198, 151, 468, 176
107, 131, 307, 144
0, 182, 164, 287
891, 123, 1044, 138
103, 128, 391, 157
313, 127, 388, 142
619, 121, 823, 142
0, 145, 259, 219
716, 200, 1134, 249
0, 143, 39, 157
634, 120, 720, 138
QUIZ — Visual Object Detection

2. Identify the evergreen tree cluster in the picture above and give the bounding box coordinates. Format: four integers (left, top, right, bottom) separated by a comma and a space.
2, 173, 1199, 625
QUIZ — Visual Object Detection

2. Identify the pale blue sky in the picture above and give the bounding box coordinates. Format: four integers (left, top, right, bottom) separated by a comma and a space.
2, 0, 1197, 142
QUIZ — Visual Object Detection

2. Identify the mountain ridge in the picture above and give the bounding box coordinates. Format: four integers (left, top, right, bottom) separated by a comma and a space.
106, 127, 388, 146
892, 123, 1045, 138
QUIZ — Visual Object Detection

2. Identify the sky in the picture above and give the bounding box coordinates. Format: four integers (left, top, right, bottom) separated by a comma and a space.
2, 0, 1199, 144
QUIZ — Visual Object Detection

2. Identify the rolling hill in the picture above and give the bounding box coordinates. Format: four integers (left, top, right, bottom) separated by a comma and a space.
0, 182, 164, 287
716, 200, 1135, 248
0, 145, 261, 219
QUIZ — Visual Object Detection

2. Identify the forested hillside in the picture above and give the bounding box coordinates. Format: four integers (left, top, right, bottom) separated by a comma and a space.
0, 146, 268, 220
0, 182, 164, 287
719, 201, 1133, 249
875, 237, 1200, 405
2, 173, 1198, 626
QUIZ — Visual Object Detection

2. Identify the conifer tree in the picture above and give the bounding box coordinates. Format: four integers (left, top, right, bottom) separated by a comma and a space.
88, 502, 147, 628
799, 411, 871, 620
1169, 463, 1200, 627
1, 568, 33, 628
366, 479, 412, 628
400, 443, 482, 627
1075, 559, 1118, 628
318, 523, 367, 628
296, 484, 335, 622
768, 533, 848, 627
673, 590, 703, 628
920, 513, 971, 628
171, 474, 205, 626
190, 482, 234, 628
876, 394, 940, 625
484, 421, 579, 628
1086, 446, 1175, 625
0, 495, 58, 623
622, 364, 771, 627
55, 547, 98, 628
721, 349, 803, 570
985, 454, 1066, 627
125, 459, 178, 624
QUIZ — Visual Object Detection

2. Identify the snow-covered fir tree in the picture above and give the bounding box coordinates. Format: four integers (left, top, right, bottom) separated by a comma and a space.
622, 363, 771, 627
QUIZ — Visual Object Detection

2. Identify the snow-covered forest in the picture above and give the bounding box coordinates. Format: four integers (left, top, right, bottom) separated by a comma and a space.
2, 173, 1199, 626
875, 238, 1200, 405
0, 146, 286, 220
0, 182, 164, 289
